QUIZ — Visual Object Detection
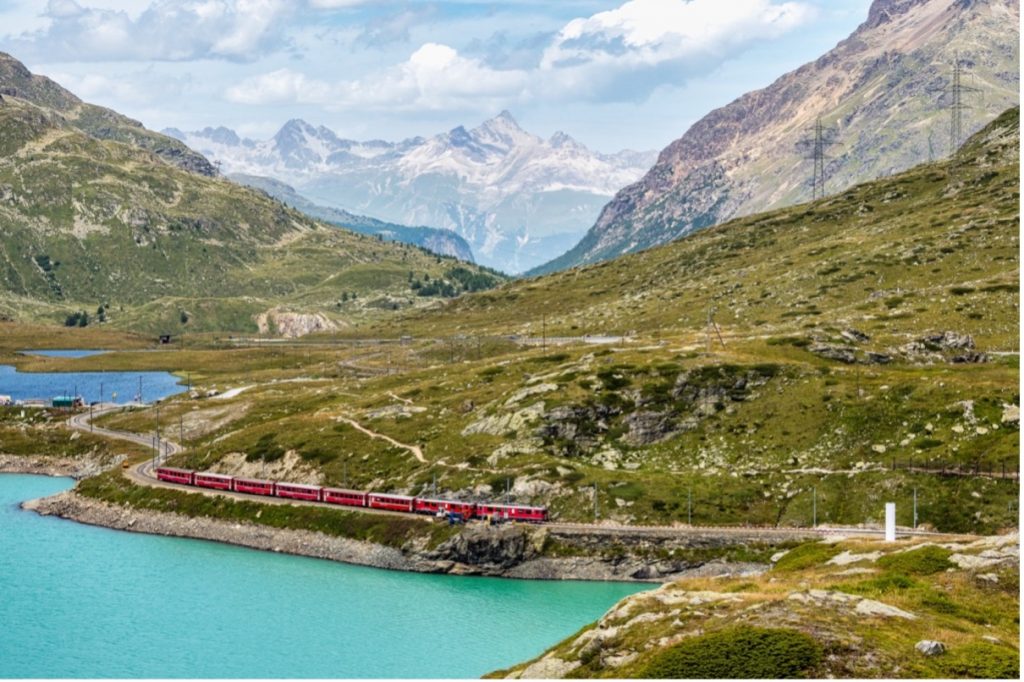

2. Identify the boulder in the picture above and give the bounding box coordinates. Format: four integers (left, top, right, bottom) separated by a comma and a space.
809, 343, 857, 364
841, 328, 871, 344
915, 640, 946, 656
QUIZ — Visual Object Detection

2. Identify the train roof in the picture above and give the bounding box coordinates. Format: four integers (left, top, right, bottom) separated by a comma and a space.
234, 477, 274, 485
418, 497, 471, 505
368, 492, 414, 501
276, 482, 321, 490
194, 471, 233, 480
323, 487, 367, 495
156, 467, 192, 474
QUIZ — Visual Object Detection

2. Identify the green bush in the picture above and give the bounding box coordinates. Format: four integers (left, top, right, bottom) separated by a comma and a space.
246, 433, 286, 463
843, 572, 919, 595
773, 542, 841, 572
940, 642, 1019, 679
877, 545, 954, 575
640, 626, 822, 679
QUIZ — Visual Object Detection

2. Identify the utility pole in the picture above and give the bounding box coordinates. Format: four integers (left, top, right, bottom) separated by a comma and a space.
593, 484, 599, 520
89, 403, 93, 432
138, 376, 143, 404
706, 306, 725, 355
99, 381, 104, 405
913, 488, 918, 529
542, 314, 547, 351
797, 117, 839, 201
812, 487, 817, 528
179, 414, 184, 449
688, 488, 692, 525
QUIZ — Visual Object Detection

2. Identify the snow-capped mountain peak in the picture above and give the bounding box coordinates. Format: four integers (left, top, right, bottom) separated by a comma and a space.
163, 112, 657, 273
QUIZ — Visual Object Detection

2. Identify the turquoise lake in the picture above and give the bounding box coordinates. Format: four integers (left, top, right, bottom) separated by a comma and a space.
0, 475, 645, 678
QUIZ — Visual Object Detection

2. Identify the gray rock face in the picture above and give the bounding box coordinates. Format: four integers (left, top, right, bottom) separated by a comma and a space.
915, 640, 946, 656
623, 410, 678, 446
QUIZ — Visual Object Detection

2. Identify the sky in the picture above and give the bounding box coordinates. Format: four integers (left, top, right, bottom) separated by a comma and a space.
0, 0, 873, 153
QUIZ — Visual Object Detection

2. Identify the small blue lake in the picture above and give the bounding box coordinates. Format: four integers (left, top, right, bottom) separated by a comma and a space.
0, 475, 646, 678
19, 349, 109, 358
1, 351, 182, 404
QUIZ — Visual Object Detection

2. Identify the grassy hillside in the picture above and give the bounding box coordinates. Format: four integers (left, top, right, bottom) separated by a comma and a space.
386, 107, 1019, 352
73, 111, 1019, 534
491, 534, 1019, 679
0, 88, 501, 334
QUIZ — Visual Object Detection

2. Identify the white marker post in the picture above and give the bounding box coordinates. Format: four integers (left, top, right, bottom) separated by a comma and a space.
885, 502, 896, 542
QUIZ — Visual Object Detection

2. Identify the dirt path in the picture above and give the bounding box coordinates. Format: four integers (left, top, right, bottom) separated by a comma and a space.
335, 416, 427, 463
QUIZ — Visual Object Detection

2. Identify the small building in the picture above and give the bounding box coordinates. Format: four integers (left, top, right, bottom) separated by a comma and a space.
158, 334, 173, 344
0, 395, 12, 406
52, 396, 84, 409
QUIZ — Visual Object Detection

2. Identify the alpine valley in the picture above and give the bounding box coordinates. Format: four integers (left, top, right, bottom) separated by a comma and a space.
164, 113, 656, 274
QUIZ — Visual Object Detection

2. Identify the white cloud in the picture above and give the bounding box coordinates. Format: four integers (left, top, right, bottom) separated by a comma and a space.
7, 0, 293, 61
43, 67, 190, 105
537, 0, 816, 101
227, 43, 529, 111
340, 43, 529, 110
225, 67, 332, 104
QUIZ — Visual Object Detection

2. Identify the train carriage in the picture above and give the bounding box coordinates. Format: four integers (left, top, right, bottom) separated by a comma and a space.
322, 488, 368, 508
155, 467, 194, 485
194, 472, 233, 491
475, 503, 548, 523
413, 498, 476, 517
232, 477, 275, 496
275, 482, 322, 502
368, 493, 415, 513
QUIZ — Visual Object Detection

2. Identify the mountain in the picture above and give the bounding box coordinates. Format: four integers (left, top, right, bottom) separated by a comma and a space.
531, 0, 1020, 275
0, 54, 501, 334
229, 173, 476, 262
164, 112, 656, 273
0, 52, 215, 177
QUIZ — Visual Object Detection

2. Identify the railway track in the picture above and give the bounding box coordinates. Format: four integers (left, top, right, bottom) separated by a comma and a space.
66, 405, 978, 541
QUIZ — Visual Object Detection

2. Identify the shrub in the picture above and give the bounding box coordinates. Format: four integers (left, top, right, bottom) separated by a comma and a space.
876, 545, 953, 575
940, 642, 1019, 679
246, 433, 285, 463
842, 573, 918, 595
640, 626, 822, 679
949, 286, 976, 296
773, 541, 841, 572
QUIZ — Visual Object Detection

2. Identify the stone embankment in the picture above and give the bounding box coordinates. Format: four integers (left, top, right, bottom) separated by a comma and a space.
0, 453, 124, 479
23, 489, 797, 582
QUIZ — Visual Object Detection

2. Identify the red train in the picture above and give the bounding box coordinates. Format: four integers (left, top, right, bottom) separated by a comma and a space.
154, 467, 548, 522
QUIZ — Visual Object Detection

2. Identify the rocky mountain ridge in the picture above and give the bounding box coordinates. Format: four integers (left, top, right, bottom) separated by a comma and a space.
1, 51, 215, 177
230, 173, 475, 262
532, 0, 1020, 274
165, 112, 657, 273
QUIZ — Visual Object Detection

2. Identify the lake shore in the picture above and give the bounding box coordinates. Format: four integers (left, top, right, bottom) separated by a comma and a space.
23, 487, 773, 583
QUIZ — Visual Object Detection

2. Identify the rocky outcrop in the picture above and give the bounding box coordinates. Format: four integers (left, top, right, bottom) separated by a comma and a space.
255, 309, 341, 338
